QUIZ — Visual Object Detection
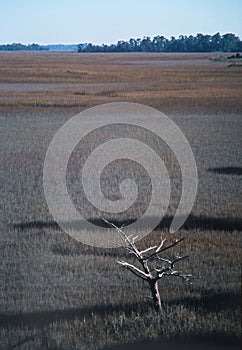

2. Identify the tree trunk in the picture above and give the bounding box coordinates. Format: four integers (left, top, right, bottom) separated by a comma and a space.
149, 280, 162, 313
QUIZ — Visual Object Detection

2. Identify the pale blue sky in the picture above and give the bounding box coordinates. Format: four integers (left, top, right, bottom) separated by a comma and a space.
0, 0, 241, 44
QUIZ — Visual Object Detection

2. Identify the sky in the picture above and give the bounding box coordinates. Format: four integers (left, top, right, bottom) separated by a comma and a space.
0, 0, 241, 45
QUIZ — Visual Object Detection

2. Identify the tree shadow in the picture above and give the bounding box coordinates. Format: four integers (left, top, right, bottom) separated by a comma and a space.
12, 214, 242, 233
208, 167, 242, 175
0, 301, 147, 329
12, 220, 60, 231
0, 290, 239, 329
102, 334, 241, 350
167, 289, 240, 313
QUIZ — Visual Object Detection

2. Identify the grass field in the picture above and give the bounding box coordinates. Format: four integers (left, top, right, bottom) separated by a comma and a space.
0, 52, 241, 349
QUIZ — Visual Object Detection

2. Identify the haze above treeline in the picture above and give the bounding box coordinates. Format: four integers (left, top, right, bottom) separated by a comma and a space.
0, 33, 241, 52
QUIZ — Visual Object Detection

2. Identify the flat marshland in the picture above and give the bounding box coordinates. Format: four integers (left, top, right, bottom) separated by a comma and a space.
0, 52, 241, 349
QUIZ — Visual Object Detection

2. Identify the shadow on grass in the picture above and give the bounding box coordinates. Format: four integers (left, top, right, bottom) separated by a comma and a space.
168, 289, 240, 312
13, 220, 59, 231
0, 290, 239, 329
12, 214, 242, 233
0, 301, 147, 329
208, 167, 242, 176
102, 334, 241, 350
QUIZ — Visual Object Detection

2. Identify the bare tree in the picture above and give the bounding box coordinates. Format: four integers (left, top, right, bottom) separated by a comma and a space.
102, 217, 193, 314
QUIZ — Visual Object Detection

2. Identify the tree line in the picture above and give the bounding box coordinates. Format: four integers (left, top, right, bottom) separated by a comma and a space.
78, 33, 242, 53
0, 43, 48, 51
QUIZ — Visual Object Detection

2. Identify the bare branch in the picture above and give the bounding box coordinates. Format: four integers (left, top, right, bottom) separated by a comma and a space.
166, 271, 194, 281
101, 216, 143, 260
154, 254, 189, 279
155, 257, 172, 264
155, 235, 166, 253
172, 255, 189, 265
140, 246, 157, 255
117, 261, 150, 281
145, 237, 186, 261
157, 237, 185, 254
101, 216, 192, 314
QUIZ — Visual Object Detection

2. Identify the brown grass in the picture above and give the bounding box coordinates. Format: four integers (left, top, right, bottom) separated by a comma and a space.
0, 52, 241, 349
0, 51, 241, 114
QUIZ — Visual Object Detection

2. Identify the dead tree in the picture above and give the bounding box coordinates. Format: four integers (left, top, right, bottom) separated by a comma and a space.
102, 217, 193, 314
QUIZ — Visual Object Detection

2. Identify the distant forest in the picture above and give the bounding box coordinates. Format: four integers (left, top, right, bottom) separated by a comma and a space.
0, 43, 48, 51
1, 33, 242, 52
0, 43, 79, 51
78, 33, 242, 53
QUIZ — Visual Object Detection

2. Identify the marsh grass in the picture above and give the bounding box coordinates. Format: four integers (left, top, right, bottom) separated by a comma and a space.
0, 52, 241, 113
0, 52, 241, 349
0, 226, 240, 349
